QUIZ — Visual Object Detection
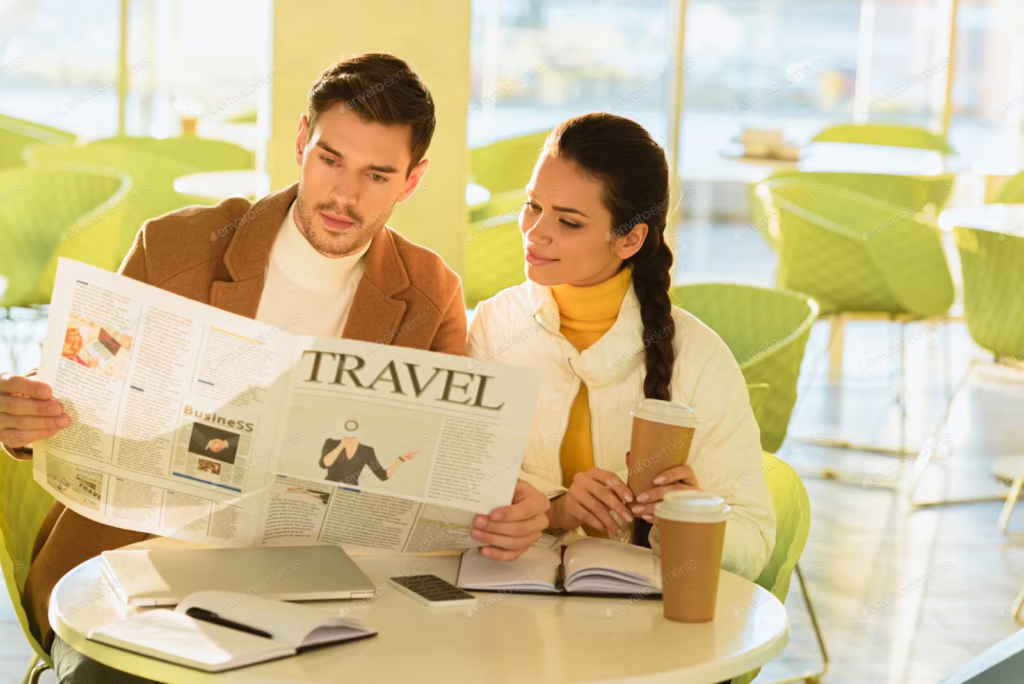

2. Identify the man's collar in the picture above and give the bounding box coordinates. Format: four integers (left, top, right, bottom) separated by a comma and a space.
213, 182, 411, 319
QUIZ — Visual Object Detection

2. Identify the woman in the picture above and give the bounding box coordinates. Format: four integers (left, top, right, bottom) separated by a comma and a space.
467, 113, 775, 581
320, 419, 418, 486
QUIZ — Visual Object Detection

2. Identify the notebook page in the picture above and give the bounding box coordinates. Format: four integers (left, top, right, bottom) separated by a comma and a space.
457, 545, 562, 592
88, 609, 293, 672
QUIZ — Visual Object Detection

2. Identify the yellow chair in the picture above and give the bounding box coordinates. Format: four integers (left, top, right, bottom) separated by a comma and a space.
811, 123, 955, 154
0, 454, 56, 684
732, 452, 825, 684
0, 114, 75, 169
0, 166, 128, 308
464, 191, 527, 308
469, 129, 550, 196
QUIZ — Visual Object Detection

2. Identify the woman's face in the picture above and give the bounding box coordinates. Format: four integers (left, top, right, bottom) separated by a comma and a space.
519, 153, 647, 287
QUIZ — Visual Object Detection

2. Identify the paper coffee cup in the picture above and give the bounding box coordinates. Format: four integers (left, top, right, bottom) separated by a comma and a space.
655, 491, 730, 623
627, 399, 699, 499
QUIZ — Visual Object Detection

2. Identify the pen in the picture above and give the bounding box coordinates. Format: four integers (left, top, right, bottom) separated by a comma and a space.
185, 607, 273, 639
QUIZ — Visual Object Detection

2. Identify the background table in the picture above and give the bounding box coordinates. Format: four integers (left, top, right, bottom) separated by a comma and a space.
938, 203, 1024, 236
51, 541, 789, 683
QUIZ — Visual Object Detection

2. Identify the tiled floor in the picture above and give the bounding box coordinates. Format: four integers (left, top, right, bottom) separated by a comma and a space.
1, 222, 1021, 684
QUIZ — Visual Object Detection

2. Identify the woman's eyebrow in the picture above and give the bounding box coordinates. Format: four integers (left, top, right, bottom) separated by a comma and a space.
551, 204, 588, 218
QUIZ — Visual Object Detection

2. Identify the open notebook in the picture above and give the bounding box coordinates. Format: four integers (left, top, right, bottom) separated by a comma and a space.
457, 538, 662, 596
88, 590, 376, 672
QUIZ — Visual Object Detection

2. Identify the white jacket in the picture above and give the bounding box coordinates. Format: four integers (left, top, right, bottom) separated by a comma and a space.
467, 279, 776, 581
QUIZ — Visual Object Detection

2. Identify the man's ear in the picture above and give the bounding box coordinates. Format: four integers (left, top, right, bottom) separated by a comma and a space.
295, 114, 310, 167
397, 158, 431, 202
615, 223, 649, 260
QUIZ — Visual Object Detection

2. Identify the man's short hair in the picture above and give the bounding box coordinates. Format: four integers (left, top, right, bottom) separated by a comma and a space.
307, 53, 435, 174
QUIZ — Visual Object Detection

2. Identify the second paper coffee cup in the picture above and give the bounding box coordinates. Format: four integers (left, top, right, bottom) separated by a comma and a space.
627, 399, 699, 498
655, 490, 730, 623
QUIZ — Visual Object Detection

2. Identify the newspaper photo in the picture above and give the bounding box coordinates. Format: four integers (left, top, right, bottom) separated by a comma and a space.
33, 259, 542, 555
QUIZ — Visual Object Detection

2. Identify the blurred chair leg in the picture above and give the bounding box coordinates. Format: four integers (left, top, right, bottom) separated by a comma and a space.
1014, 584, 1024, 628
800, 317, 914, 460
910, 357, 1012, 508
765, 564, 829, 684
24, 657, 50, 684
828, 314, 845, 386
995, 458, 1024, 535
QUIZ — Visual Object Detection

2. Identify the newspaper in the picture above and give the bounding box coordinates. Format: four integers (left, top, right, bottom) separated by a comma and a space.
33, 259, 542, 555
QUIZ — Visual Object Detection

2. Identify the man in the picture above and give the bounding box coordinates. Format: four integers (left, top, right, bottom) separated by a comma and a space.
0, 53, 548, 680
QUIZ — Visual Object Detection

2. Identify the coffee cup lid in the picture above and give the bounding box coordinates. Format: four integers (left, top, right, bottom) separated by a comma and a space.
631, 399, 699, 429
655, 490, 730, 523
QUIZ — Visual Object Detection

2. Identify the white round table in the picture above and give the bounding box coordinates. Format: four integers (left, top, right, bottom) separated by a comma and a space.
174, 171, 270, 201
938, 203, 1024, 235
720, 141, 954, 177
50, 542, 789, 684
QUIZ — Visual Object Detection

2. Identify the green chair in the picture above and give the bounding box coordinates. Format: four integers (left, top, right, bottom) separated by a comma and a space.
747, 383, 770, 427
910, 226, 1024, 511
811, 123, 955, 154
755, 177, 954, 458
0, 166, 127, 307
671, 284, 818, 453
988, 171, 1024, 204
23, 142, 217, 300
469, 129, 550, 196
226, 109, 258, 124
464, 191, 527, 308
0, 454, 57, 683
759, 177, 954, 318
732, 452, 824, 684
749, 170, 954, 250
0, 114, 76, 169
88, 136, 255, 171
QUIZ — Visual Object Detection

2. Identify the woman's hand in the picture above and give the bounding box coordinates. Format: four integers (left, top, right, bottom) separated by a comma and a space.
398, 450, 418, 462
471, 480, 550, 561
549, 467, 634, 535
631, 463, 701, 523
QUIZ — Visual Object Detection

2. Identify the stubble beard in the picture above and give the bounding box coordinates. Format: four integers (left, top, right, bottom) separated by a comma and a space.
294, 192, 392, 257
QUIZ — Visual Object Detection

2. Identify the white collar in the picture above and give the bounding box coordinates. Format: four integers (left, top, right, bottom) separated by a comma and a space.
269, 202, 371, 294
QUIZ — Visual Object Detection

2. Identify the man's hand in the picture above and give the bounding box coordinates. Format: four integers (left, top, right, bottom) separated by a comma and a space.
548, 467, 634, 534
471, 480, 550, 561
0, 373, 70, 451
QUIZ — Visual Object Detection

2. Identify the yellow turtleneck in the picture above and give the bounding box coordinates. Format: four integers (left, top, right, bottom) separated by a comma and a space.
551, 265, 633, 508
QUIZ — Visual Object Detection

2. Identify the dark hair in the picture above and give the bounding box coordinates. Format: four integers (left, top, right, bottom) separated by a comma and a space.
545, 113, 675, 548
307, 53, 436, 174
545, 113, 675, 400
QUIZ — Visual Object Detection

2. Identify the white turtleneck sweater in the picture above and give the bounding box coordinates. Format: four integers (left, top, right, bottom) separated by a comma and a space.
255, 201, 371, 336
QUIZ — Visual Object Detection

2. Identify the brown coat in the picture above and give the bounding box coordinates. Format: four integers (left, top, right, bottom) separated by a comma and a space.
10, 182, 466, 649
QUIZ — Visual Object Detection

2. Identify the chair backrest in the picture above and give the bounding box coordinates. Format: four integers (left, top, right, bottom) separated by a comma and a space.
24, 143, 218, 301
762, 169, 955, 217
989, 171, 1024, 204
89, 136, 255, 171
756, 452, 812, 601
671, 284, 817, 452
469, 130, 550, 196
0, 454, 56, 663
0, 166, 127, 307
0, 114, 76, 169
746, 383, 770, 427
811, 123, 955, 154
729, 451, 812, 684
762, 177, 954, 318
955, 226, 1024, 359
465, 195, 527, 308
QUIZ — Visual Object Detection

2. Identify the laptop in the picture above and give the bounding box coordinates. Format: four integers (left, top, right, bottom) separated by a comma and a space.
101, 545, 377, 606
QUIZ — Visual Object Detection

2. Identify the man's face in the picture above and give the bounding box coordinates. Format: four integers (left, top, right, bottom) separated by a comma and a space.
293, 105, 429, 257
